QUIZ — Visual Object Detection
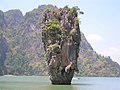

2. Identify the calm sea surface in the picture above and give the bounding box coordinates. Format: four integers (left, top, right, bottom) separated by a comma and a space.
0, 76, 120, 90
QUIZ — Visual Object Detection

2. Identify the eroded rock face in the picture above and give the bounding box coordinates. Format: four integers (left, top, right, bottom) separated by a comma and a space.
41, 6, 81, 84
0, 34, 8, 76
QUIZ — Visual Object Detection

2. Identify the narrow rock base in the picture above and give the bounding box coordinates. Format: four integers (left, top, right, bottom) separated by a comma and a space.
52, 82, 71, 85
49, 69, 74, 85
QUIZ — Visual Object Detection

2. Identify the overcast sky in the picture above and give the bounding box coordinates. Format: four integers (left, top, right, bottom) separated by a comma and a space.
0, 0, 120, 64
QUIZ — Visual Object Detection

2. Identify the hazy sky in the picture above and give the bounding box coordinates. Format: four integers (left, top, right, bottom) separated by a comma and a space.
0, 0, 120, 64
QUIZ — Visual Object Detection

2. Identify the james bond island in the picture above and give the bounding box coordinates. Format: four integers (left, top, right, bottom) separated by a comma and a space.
41, 6, 82, 84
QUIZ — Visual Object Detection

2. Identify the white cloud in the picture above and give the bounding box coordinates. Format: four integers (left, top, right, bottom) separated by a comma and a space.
86, 34, 120, 64
86, 34, 103, 44
96, 47, 118, 56
96, 47, 120, 64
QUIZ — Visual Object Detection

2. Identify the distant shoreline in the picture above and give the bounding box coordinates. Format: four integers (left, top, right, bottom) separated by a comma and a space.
3, 75, 16, 77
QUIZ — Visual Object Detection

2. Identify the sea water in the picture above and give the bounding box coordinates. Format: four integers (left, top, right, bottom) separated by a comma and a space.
0, 76, 120, 90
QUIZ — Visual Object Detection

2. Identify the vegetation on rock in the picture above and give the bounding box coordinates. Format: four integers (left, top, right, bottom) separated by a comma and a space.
41, 6, 81, 84
0, 5, 119, 77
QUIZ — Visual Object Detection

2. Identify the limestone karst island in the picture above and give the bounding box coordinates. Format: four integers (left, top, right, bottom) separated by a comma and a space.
41, 6, 81, 84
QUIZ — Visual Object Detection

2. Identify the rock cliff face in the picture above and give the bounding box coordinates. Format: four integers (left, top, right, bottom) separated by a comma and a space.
0, 34, 8, 75
0, 5, 120, 77
41, 6, 81, 84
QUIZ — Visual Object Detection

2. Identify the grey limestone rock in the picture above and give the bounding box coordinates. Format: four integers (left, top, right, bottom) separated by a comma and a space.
41, 6, 81, 84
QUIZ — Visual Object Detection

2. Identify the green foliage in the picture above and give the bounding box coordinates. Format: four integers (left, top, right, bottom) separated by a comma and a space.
48, 44, 60, 54
63, 5, 70, 11
74, 17, 79, 26
42, 19, 61, 42
68, 10, 73, 20
5, 50, 29, 75
69, 29, 76, 36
